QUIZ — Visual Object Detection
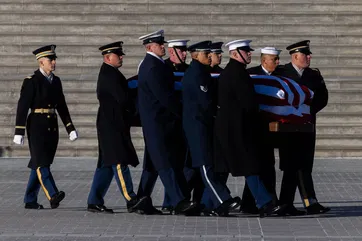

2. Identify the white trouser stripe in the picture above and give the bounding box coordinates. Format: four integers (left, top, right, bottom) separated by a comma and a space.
202, 165, 223, 204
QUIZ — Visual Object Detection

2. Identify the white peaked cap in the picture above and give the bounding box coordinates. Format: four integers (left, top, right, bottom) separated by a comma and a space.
167, 39, 190, 48
225, 39, 253, 51
138, 29, 166, 44
261, 47, 282, 55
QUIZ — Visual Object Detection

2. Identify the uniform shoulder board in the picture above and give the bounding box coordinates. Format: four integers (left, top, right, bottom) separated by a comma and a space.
311, 68, 321, 74
24, 74, 34, 80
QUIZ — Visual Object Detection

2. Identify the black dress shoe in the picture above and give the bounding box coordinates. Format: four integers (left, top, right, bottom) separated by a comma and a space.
306, 203, 330, 215
50, 191, 65, 209
277, 204, 306, 216
259, 202, 286, 218
127, 196, 148, 213
215, 197, 241, 216
201, 209, 219, 217
25, 202, 44, 210
173, 200, 198, 215
161, 206, 173, 214
133, 196, 163, 215
87, 204, 114, 214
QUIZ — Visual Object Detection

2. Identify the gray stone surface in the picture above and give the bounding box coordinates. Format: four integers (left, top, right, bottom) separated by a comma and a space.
1, 1, 362, 158
0, 157, 362, 240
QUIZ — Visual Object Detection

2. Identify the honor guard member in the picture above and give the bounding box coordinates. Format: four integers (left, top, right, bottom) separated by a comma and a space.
87, 42, 147, 213
200, 41, 227, 211
274, 40, 330, 215
213, 40, 284, 217
182, 40, 241, 216
241, 47, 282, 214
136, 30, 197, 215
165, 39, 189, 72
13, 45, 78, 209
161, 38, 200, 212
209, 42, 224, 73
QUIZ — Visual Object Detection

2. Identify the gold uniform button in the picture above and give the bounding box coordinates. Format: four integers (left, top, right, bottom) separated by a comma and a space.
48, 104, 51, 107
47, 115, 50, 118
53, 128, 57, 131
48, 128, 50, 131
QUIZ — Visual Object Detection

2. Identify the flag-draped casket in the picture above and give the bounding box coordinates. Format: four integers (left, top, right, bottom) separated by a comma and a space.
127, 73, 315, 132
251, 75, 314, 125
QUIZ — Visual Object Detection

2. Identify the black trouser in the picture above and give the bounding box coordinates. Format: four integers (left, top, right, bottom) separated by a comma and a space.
278, 132, 317, 208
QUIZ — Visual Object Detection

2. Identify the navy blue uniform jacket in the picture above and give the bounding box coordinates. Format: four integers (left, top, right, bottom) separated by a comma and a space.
138, 53, 182, 171
182, 59, 216, 168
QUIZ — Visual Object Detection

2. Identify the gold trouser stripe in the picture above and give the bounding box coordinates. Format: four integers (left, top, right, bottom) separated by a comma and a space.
15, 126, 26, 129
297, 170, 310, 207
116, 164, 132, 201
66, 123, 72, 127
36, 167, 51, 200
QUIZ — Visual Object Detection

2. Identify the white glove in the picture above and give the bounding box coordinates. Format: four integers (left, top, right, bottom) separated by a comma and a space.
69, 130, 78, 141
13, 135, 24, 145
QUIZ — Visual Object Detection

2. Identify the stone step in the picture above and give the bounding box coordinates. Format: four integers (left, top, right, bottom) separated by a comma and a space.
1, 111, 362, 125
2, 12, 362, 26
2, 89, 359, 103
5, 145, 145, 158
1, 33, 361, 47
1, 2, 362, 13
0, 134, 145, 147
3, 122, 360, 136
0, 75, 360, 90
1, 53, 361, 67
2, 24, 362, 38
318, 112, 362, 123
314, 146, 362, 158
317, 123, 362, 135
0, 100, 360, 114
4, 136, 362, 158
5, 144, 362, 158
2, 125, 143, 137
3, 43, 362, 56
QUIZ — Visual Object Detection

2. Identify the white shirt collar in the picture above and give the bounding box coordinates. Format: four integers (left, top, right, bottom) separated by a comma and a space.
261, 65, 271, 75
39, 67, 53, 81
292, 63, 305, 77
147, 51, 164, 63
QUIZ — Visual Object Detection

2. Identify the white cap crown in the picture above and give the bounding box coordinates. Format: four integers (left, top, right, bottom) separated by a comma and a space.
261, 47, 282, 55
167, 39, 190, 48
225, 39, 252, 51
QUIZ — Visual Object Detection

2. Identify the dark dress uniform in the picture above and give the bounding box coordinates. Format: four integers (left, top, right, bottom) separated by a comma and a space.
15, 45, 75, 209
182, 41, 238, 214
137, 51, 189, 208
165, 58, 189, 72
239, 65, 278, 212
209, 65, 223, 73
87, 42, 146, 213
213, 56, 273, 210
161, 57, 194, 209
274, 61, 329, 213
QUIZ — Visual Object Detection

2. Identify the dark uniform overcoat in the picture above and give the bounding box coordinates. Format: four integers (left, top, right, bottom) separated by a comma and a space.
96, 63, 139, 168
14, 69, 75, 169
274, 63, 328, 170
213, 59, 261, 176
